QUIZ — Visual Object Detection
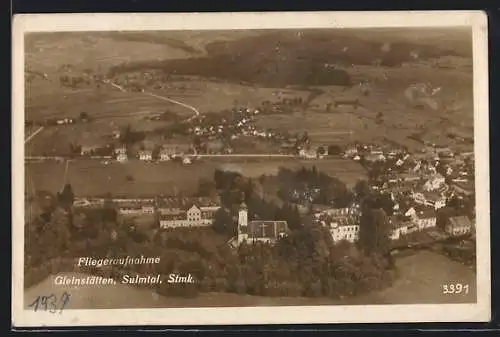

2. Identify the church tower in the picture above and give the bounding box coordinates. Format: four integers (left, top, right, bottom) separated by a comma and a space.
237, 202, 248, 243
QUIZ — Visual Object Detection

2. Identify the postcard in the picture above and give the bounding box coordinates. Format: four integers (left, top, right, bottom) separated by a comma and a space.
12, 11, 490, 327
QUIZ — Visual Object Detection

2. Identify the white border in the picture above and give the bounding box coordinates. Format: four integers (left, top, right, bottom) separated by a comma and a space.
12, 11, 490, 327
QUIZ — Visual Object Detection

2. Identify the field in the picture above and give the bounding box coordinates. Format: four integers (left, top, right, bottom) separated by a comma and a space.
25, 32, 201, 74
26, 159, 213, 197
25, 29, 474, 155
251, 63, 474, 151
24, 29, 474, 199
26, 157, 366, 198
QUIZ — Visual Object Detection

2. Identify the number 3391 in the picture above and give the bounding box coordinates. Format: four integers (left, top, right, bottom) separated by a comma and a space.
442, 283, 470, 294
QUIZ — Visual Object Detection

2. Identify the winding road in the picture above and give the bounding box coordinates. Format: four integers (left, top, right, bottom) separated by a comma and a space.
104, 79, 200, 119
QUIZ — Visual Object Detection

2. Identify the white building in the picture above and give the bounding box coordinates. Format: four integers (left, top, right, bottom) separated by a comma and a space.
389, 217, 409, 240
159, 204, 219, 228
115, 146, 128, 162
446, 216, 473, 236
118, 203, 156, 216
423, 173, 446, 191
329, 222, 360, 243
139, 150, 153, 161
159, 149, 171, 161
415, 209, 437, 230
315, 207, 360, 243
412, 191, 447, 209
299, 148, 317, 159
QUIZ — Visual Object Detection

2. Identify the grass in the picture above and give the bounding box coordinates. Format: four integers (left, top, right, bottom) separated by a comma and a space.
26, 159, 214, 197
25, 32, 198, 74
26, 157, 366, 198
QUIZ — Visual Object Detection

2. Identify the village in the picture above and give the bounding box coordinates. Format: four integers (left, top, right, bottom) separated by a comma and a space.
67, 137, 476, 250
25, 65, 476, 252
22, 28, 480, 307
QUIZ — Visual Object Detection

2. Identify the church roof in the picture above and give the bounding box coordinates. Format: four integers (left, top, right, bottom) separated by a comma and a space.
244, 220, 288, 239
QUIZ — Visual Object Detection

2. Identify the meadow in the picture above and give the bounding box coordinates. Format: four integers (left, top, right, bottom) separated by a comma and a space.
26, 159, 213, 197
26, 157, 366, 198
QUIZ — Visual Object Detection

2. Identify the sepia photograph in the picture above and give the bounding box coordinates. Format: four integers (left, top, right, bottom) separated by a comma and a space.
12, 11, 490, 326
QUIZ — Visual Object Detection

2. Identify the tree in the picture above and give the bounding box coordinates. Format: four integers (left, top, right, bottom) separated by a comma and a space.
327, 145, 342, 156
79, 112, 90, 122
102, 193, 117, 223
57, 183, 75, 210
358, 203, 391, 255
152, 144, 162, 160
317, 146, 326, 156
212, 208, 235, 236
354, 180, 371, 200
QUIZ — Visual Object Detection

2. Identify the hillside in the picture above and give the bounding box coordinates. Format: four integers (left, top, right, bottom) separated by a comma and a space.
108, 29, 471, 87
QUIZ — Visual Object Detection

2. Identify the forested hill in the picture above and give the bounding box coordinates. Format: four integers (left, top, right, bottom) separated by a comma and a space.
108, 29, 469, 87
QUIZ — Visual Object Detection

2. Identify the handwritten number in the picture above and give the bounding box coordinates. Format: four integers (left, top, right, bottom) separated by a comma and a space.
59, 292, 71, 313
27, 296, 40, 312
28, 293, 71, 314
47, 294, 57, 313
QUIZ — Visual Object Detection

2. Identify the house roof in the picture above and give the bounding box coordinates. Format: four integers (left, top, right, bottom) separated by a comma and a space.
157, 197, 218, 209
448, 216, 472, 228
422, 191, 444, 202
160, 212, 188, 221
244, 220, 289, 239
416, 207, 436, 219
388, 214, 411, 229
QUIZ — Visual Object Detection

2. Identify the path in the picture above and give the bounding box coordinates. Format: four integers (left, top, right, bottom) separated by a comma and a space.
61, 159, 71, 190
102, 78, 200, 118
24, 126, 44, 144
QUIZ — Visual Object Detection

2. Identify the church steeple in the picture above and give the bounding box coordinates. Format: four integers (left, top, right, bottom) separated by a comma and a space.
237, 202, 248, 244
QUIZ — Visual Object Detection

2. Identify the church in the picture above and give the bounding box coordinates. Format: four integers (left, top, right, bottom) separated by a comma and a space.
234, 202, 289, 246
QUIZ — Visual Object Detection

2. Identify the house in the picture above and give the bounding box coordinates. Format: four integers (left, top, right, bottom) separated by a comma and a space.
142, 204, 155, 214
446, 216, 473, 236
400, 173, 421, 183
163, 144, 192, 157
423, 173, 446, 191
451, 180, 475, 197
364, 153, 386, 162
412, 191, 447, 209
114, 146, 128, 162
116, 152, 127, 162
236, 203, 289, 245
299, 148, 317, 159
80, 145, 98, 156
314, 206, 360, 243
321, 204, 361, 217
159, 204, 216, 228
139, 150, 153, 161
344, 146, 358, 157
329, 220, 360, 243
118, 203, 144, 215
414, 207, 437, 230
159, 149, 171, 161
389, 216, 410, 240
334, 98, 360, 109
